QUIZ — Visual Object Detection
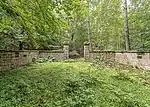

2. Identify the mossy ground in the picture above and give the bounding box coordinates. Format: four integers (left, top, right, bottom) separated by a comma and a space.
0, 60, 150, 107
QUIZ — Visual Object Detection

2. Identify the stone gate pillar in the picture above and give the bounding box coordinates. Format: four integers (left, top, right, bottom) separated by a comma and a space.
84, 42, 90, 60
63, 42, 69, 60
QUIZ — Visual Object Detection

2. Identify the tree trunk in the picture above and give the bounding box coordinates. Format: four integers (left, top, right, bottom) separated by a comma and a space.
124, 0, 131, 50
87, 16, 92, 50
87, 1, 92, 51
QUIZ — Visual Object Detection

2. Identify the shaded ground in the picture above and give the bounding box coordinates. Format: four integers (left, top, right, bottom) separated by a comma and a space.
0, 60, 150, 107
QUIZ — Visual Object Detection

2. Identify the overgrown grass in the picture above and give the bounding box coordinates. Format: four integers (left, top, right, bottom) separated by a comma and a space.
0, 60, 150, 107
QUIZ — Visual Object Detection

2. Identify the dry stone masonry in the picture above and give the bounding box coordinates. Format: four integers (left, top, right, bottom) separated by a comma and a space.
0, 44, 69, 71
63, 44, 69, 59
84, 43, 90, 60
84, 43, 150, 70
2, 42, 150, 72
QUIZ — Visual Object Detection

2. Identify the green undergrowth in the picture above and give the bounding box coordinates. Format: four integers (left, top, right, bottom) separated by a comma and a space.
0, 60, 150, 107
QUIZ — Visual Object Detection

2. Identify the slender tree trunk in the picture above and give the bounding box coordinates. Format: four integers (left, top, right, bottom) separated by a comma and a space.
87, 1, 92, 51
124, 0, 131, 50
87, 16, 92, 50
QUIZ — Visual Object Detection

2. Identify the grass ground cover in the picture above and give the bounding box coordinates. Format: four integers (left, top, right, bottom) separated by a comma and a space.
0, 60, 150, 107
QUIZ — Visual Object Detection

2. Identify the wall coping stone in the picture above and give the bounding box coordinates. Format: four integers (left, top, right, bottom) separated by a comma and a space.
0, 50, 63, 53
91, 50, 150, 53
39, 50, 63, 53
84, 41, 90, 45
0, 50, 39, 52
63, 41, 70, 45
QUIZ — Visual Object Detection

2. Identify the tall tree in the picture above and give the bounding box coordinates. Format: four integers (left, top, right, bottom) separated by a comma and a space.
124, 0, 131, 50
87, 0, 92, 50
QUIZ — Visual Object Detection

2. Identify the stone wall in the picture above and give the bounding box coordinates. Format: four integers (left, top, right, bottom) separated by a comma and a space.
63, 44, 69, 59
0, 44, 69, 71
84, 44, 90, 60
90, 50, 116, 60
115, 52, 150, 70
84, 44, 150, 70
0, 50, 39, 71
39, 50, 65, 60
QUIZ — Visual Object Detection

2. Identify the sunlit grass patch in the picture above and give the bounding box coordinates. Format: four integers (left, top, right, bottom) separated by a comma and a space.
0, 61, 150, 107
